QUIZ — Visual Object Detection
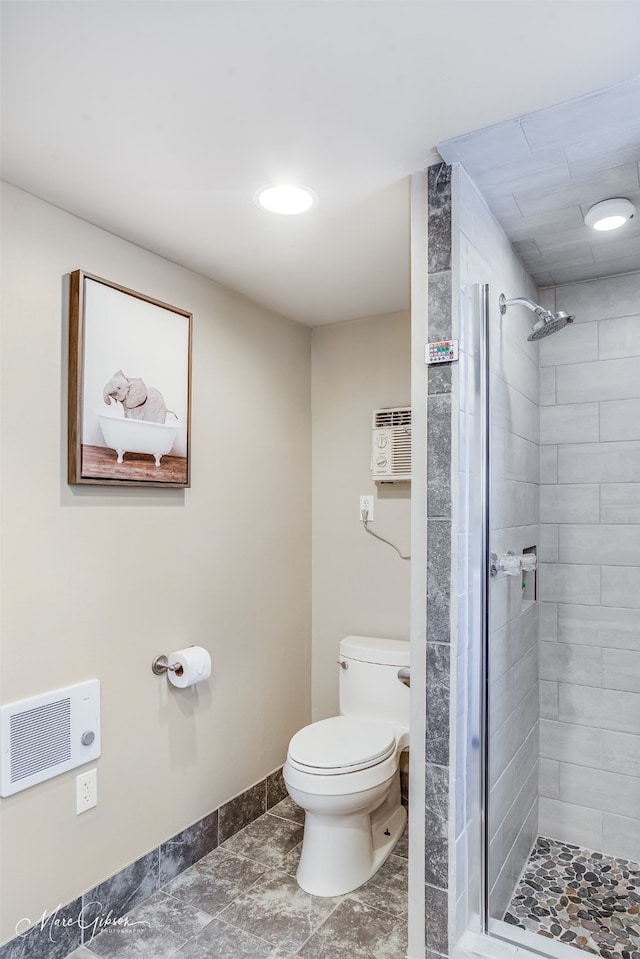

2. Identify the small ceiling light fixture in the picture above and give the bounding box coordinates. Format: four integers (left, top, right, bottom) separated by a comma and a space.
584, 197, 635, 232
255, 183, 318, 216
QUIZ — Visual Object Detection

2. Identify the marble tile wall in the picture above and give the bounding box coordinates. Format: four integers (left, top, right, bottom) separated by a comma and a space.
0, 767, 287, 959
537, 270, 640, 864
425, 161, 454, 959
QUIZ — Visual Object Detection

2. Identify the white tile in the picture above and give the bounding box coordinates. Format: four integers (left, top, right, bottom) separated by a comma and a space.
539, 321, 598, 367
539, 366, 556, 406
602, 648, 640, 693
559, 524, 640, 566
559, 684, 640, 735
540, 485, 600, 524
601, 565, 640, 608
559, 762, 640, 820
558, 603, 640, 649
515, 483, 539, 528
540, 403, 599, 445
598, 313, 640, 359
558, 441, 640, 484
556, 272, 640, 324
538, 563, 600, 605
556, 357, 640, 404
539, 759, 560, 799
601, 484, 640, 524
505, 432, 538, 483
540, 446, 558, 484
600, 729, 640, 778
540, 642, 602, 687
540, 680, 558, 720
514, 645, 538, 700
602, 813, 640, 863
538, 524, 558, 563
515, 164, 639, 219
538, 796, 602, 850
491, 376, 539, 443
538, 602, 557, 642
539, 719, 602, 769
600, 399, 640, 441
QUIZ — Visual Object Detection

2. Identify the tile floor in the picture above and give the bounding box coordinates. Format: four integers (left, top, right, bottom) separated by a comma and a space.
505, 835, 640, 959
68, 797, 408, 959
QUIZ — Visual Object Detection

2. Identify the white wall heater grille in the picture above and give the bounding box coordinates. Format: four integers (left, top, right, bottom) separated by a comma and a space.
371, 407, 412, 482
0, 679, 100, 796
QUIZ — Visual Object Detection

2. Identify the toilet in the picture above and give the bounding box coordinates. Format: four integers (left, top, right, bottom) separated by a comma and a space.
283, 635, 410, 897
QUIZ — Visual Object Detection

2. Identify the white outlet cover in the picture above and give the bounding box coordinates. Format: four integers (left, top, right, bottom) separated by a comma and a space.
76, 767, 97, 814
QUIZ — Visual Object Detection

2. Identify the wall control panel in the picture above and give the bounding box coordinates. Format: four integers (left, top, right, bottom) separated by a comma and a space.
426, 340, 459, 365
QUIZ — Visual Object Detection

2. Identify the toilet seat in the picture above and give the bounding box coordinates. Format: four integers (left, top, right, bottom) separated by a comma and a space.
287, 716, 396, 775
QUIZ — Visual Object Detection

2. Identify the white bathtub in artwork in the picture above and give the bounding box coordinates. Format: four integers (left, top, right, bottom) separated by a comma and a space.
96, 411, 179, 467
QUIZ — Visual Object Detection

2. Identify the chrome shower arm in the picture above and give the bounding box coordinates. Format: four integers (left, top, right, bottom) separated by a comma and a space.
499, 294, 547, 321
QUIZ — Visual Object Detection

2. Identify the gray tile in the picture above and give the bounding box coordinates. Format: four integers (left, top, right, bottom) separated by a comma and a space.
559, 762, 640, 821
427, 163, 452, 275
350, 855, 408, 919
279, 842, 302, 878
558, 684, 640, 735
298, 897, 407, 959
602, 813, 640, 863
84, 850, 159, 931
556, 271, 640, 324
537, 563, 600, 606
86, 891, 212, 959
218, 781, 266, 844
558, 440, 640, 484
539, 680, 558, 720
559, 523, 640, 566
172, 918, 290, 959
424, 883, 448, 956
162, 847, 268, 916
266, 768, 287, 810
426, 643, 450, 766
0, 899, 82, 959
601, 483, 640, 524
159, 810, 218, 884
221, 815, 304, 870
428, 363, 451, 395
539, 403, 599, 446
427, 520, 451, 647
66, 951, 95, 959
425, 765, 448, 889
602, 647, 640, 693
558, 602, 640, 648
266, 796, 304, 825
218, 871, 339, 954
539, 484, 599, 524
557, 356, 640, 405
538, 320, 597, 366
427, 393, 452, 518
601, 565, 640, 608
539, 445, 557, 484
538, 797, 603, 852
600, 398, 640, 441
428, 270, 452, 342
599, 313, 640, 360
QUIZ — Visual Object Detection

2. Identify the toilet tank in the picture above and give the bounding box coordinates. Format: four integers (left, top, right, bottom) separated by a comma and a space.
338, 635, 410, 727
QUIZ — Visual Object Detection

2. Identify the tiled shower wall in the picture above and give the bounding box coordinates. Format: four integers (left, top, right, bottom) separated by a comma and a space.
454, 167, 541, 925
537, 270, 640, 863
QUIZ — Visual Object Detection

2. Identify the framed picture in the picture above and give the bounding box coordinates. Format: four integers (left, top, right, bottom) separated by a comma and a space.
68, 270, 192, 488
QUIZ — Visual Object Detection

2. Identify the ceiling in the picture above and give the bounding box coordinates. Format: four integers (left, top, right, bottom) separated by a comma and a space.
438, 78, 640, 288
1, 1, 640, 326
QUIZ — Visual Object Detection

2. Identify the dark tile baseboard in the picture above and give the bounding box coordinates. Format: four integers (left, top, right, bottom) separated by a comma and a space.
0, 765, 287, 959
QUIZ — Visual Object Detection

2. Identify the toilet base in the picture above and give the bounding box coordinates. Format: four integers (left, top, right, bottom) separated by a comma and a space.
295, 772, 406, 898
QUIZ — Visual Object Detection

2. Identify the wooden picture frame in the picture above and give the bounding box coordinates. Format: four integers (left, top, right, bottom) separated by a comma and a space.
68, 270, 192, 488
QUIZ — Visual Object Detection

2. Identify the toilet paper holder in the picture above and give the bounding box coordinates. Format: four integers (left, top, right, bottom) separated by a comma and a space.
151, 654, 182, 676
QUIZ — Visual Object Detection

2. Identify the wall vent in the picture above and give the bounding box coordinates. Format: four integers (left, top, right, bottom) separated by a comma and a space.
0, 680, 100, 796
371, 407, 412, 482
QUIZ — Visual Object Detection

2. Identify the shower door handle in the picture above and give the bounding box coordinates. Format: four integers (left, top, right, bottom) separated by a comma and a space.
397, 667, 410, 688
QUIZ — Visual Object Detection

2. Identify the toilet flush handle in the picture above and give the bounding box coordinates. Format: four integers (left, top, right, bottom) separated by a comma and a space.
337, 659, 349, 669
397, 667, 410, 688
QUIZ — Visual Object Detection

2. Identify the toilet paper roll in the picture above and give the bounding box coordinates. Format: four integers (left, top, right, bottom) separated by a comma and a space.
167, 646, 211, 689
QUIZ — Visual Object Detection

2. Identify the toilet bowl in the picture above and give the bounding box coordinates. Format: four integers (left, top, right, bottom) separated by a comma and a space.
283, 636, 410, 898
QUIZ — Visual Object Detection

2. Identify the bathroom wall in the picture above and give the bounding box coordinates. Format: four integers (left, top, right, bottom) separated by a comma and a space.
310, 312, 411, 721
537, 270, 640, 863
0, 182, 312, 944
454, 166, 541, 927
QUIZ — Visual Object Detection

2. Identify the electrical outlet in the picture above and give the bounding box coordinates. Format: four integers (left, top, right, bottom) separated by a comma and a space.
76, 768, 97, 814
359, 495, 374, 521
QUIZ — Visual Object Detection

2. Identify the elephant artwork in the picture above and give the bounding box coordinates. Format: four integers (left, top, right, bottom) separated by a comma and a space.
103, 370, 169, 423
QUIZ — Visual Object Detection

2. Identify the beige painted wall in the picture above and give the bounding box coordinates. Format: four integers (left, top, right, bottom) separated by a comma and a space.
0, 183, 311, 943
311, 312, 411, 721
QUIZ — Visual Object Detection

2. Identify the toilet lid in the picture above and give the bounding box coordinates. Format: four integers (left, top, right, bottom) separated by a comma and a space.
287, 717, 396, 774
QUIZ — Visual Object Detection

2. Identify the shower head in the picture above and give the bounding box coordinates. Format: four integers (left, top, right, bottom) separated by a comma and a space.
498, 294, 575, 341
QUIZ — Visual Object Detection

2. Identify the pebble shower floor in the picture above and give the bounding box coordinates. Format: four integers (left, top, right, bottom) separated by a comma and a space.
505, 836, 640, 958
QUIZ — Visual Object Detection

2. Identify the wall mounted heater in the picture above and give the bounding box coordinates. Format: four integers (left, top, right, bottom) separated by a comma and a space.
0, 679, 100, 796
371, 407, 412, 482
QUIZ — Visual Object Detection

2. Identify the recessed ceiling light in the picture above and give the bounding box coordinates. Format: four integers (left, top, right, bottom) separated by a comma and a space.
584, 197, 635, 232
255, 184, 318, 216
